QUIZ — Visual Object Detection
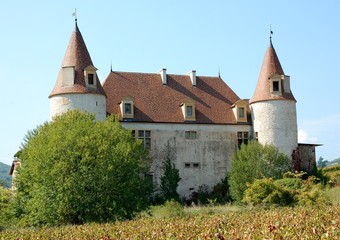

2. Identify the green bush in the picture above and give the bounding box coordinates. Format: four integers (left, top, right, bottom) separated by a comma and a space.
243, 178, 294, 206
14, 111, 152, 227
243, 176, 330, 207
0, 186, 14, 230
228, 141, 291, 202
274, 177, 304, 190
148, 200, 184, 219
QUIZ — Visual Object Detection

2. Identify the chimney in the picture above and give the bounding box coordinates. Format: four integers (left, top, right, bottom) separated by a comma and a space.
188, 70, 196, 86
159, 68, 167, 85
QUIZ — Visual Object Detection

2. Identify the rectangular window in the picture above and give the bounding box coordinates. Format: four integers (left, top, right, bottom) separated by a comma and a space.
255, 132, 258, 141
186, 105, 193, 117
237, 131, 249, 148
193, 163, 200, 168
185, 131, 197, 139
138, 130, 151, 149
185, 163, 191, 168
124, 103, 132, 114
273, 81, 279, 91
239, 107, 245, 118
88, 73, 94, 85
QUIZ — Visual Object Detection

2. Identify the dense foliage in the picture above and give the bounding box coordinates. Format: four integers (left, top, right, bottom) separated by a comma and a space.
13, 110, 152, 226
228, 141, 291, 201
0, 186, 13, 230
243, 176, 330, 206
322, 164, 340, 184
1, 205, 338, 239
159, 144, 181, 202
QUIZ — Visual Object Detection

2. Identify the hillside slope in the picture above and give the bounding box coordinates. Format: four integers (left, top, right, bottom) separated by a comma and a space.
0, 162, 11, 188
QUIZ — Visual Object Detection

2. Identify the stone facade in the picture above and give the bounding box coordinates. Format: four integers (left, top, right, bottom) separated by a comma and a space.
43, 21, 319, 198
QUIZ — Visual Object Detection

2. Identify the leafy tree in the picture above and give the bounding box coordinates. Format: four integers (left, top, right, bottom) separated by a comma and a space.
228, 141, 291, 202
159, 144, 181, 202
0, 185, 14, 230
13, 110, 152, 226
317, 156, 328, 168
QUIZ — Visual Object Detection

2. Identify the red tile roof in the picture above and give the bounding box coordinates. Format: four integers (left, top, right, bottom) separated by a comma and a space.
103, 71, 241, 124
250, 40, 296, 103
49, 22, 106, 98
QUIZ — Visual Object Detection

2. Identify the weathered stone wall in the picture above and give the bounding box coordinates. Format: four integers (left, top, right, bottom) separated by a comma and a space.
121, 122, 251, 198
298, 144, 317, 173
50, 94, 106, 121
251, 100, 298, 158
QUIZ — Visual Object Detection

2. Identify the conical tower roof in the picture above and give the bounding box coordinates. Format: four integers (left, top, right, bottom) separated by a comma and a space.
49, 21, 106, 98
250, 39, 296, 104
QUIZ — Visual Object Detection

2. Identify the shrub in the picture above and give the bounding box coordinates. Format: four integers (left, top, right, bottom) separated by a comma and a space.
229, 141, 291, 202
243, 178, 294, 206
148, 200, 184, 219
0, 186, 14, 230
14, 111, 152, 226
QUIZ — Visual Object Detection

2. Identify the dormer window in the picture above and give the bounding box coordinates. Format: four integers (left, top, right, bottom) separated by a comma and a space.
84, 65, 98, 88
181, 99, 196, 121
186, 106, 193, 117
273, 81, 279, 91
270, 75, 282, 94
231, 100, 248, 123
238, 107, 245, 118
88, 73, 94, 85
120, 96, 134, 119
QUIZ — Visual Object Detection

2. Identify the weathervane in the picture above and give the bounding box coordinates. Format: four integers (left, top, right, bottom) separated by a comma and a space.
72, 8, 77, 22
270, 25, 273, 40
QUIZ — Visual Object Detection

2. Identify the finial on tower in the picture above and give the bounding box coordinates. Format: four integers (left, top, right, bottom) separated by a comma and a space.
72, 8, 79, 32
218, 67, 221, 78
110, 60, 113, 72
270, 25, 273, 41
72, 8, 77, 22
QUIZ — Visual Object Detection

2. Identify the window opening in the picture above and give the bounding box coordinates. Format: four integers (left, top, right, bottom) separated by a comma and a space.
186, 105, 193, 117
88, 73, 94, 85
237, 131, 249, 148
273, 81, 279, 91
185, 131, 197, 139
124, 103, 132, 114
239, 107, 245, 118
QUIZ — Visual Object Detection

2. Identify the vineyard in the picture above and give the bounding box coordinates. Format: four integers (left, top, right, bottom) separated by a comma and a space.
1, 205, 339, 239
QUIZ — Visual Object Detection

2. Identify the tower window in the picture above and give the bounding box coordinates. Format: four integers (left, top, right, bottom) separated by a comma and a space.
88, 74, 94, 85
84, 65, 98, 88
273, 81, 279, 91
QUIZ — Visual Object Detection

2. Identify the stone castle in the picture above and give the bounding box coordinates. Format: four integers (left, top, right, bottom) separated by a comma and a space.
46, 20, 318, 197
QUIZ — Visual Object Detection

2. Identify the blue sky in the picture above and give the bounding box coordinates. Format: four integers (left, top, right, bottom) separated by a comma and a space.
1, 1, 339, 165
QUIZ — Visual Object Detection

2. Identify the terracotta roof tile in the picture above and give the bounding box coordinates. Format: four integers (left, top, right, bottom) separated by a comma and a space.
49, 22, 106, 98
250, 40, 296, 103
103, 71, 241, 124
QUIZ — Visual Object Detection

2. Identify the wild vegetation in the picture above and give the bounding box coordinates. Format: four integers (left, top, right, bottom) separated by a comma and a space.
12, 111, 152, 227
228, 141, 291, 201
1, 204, 338, 239
0, 110, 339, 238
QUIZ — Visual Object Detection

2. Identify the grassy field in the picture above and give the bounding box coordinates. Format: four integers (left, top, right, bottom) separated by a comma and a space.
1, 204, 339, 239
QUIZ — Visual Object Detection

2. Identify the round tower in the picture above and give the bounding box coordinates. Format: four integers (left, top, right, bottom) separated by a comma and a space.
250, 38, 297, 158
49, 20, 106, 121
